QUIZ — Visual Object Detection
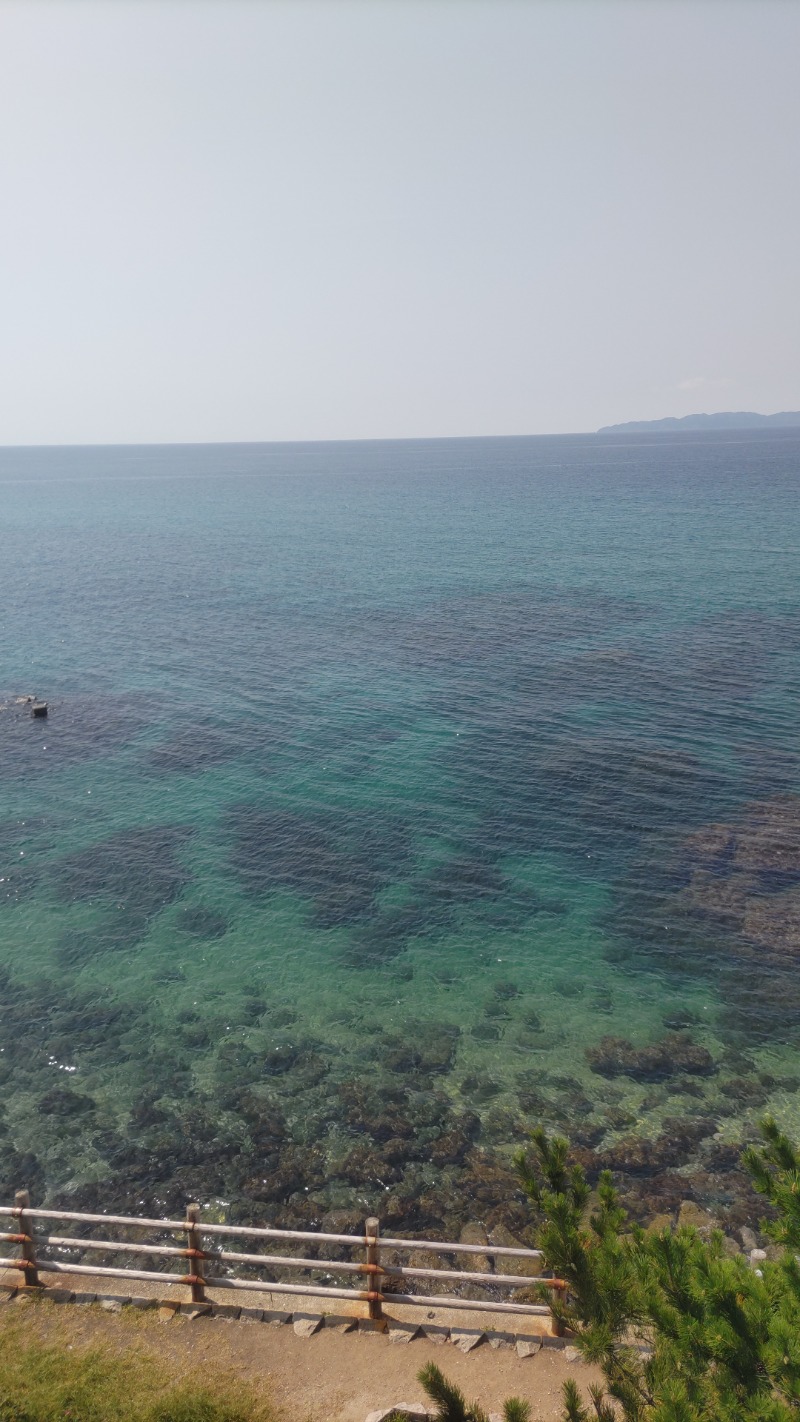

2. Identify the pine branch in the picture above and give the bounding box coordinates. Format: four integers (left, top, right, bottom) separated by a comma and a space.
418, 1364, 470, 1422
562, 1379, 591, 1422
502, 1399, 531, 1422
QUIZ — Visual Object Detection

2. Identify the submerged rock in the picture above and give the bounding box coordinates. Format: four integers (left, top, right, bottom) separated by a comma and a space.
684, 797, 800, 885
607, 795, 800, 1049
174, 904, 229, 939
741, 889, 800, 958
49, 825, 192, 945
471, 1021, 501, 1041
677, 1200, 717, 1234
586, 1033, 715, 1081
671, 797, 800, 963
144, 727, 233, 774
599, 1117, 716, 1178
226, 803, 410, 931
380, 1022, 461, 1076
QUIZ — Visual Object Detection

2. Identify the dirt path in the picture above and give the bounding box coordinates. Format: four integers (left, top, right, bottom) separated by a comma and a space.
4, 1295, 600, 1422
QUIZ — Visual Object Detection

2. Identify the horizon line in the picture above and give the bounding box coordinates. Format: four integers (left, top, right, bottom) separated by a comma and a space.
0, 430, 592, 451
2, 412, 798, 451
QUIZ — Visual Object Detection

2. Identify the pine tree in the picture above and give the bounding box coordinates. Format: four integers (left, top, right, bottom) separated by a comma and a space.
514, 1119, 800, 1421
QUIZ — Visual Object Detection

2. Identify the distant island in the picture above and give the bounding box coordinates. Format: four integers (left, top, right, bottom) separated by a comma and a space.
598, 410, 800, 434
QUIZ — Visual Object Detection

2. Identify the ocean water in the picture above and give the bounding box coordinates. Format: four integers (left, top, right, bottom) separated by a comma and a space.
1, 431, 799, 1234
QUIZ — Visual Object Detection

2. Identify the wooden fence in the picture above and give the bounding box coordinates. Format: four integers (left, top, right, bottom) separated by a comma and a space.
0, 1190, 565, 1327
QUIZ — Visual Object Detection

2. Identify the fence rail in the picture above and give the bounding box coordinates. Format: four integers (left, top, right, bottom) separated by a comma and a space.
0, 1190, 563, 1327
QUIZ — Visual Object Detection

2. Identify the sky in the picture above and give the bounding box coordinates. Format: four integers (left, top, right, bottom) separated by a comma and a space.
1, 0, 798, 444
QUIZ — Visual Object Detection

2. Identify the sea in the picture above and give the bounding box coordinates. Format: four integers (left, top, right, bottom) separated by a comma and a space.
1, 430, 799, 1235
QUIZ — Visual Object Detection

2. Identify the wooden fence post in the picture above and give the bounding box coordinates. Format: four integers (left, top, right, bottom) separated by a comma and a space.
185, 1203, 206, 1304
365, 1215, 382, 1321
550, 1287, 567, 1338
14, 1190, 40, 1288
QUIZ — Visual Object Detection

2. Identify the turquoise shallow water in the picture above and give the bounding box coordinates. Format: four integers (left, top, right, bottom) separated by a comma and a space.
1, 431, 799, 1235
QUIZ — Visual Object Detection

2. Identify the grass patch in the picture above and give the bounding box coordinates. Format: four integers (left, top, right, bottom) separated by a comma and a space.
0, 1301, 274, 1422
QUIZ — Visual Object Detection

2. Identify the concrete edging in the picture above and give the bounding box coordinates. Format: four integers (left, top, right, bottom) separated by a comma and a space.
0, 1283, 568, 1350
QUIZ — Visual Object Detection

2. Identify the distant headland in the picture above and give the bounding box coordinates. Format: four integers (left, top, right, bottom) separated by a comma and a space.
598, 410, 800, 434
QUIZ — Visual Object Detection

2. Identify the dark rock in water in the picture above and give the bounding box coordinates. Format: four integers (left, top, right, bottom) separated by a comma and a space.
429, 1118, 480, 1167
260, 1040, 306, 1076
129, 1094, 169, 1130
334, 1143, 401, 1186
573, 1121, 607, 1149
177, 1021, 214, 1050
380, 1023, 460, 1076
741, 889, 800, 958
516, 1084, 550, 1118
684, 797, 800, 886
0, 863, 39, 907
719, 1075, 770, 1106
421, 853, 506, 905
663, 1009, 700, 1030
144, 727, 233, 774
670, 1077, 706, 1098
483, 996, 511, 1020
481, 1104, 526, 1146
704, 1142, 743, 1173
320, 1208, 364, 1237
520, 1007, 542, 1030
0, 1148, 46, 1203
281, 1052, 329, 1092
471, 1021, 501, 1041
312, 883, 378, 927
50, 824, 191, 919
606, 796, 800, 1049
458, 1149, 526, 1212
344, 851, 514, 965
266, 1005, 298, 1028
720, 1046, 756, 1072
226, 802, 410, 931
343, 903, 429, 967
719, 969, 800, 1042
240, 995, 268, 1020
554, 1086, 595, 1118
37, 1086, 94, 1118
492, 979, 520, 1000
586, 1033, 715, 1081
382, 1136, 413, 1167
55, 908, 172, 965
0, 972, 136, 1077
174, 904, 228, 939
336, 1081, 416, 1142
391, 960, 414, 981
601, 1104, 637, 1132
659, 797, 800, 966
553, 976, 585, 998
242, 1143, 326, 1205
600, 1116, 717, 1177
383, 1185, 445, 1235
475, 725, 724, 875
460, 1072, 501, 1103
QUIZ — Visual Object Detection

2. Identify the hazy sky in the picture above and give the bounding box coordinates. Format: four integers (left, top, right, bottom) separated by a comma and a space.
1, 0, 798, 444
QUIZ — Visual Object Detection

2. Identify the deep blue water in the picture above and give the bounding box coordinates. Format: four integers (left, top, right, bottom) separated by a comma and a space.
1, 430, 799, 1231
